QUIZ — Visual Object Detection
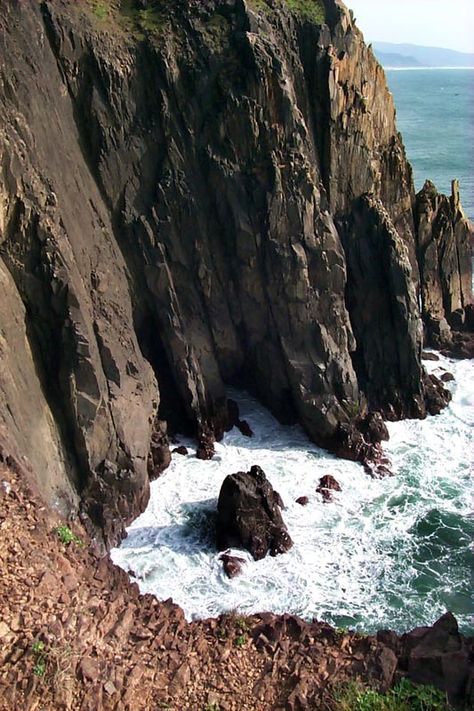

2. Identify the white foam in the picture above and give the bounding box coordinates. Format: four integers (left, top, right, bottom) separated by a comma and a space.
111, 353, 474, 633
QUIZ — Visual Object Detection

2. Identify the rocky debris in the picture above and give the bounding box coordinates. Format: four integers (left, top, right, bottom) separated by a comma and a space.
440, 372, 455, 383
316, 475, 342, 503
380, 612, 474, 707
219, 552, 246, 579
148, 420, 171, 481
296, 496, 309, 506
196, 425, 215, 461
442, 331, 474, 359
1, 461, 473, 711
333, 422, 381, 464
422, 351, 440, 361
216, 466, 293, 560
227, 399, 254, 438
415, 180, 473, 350
423, 372, 452, 415
361, 412, 390, 444
172, 445, 189, 456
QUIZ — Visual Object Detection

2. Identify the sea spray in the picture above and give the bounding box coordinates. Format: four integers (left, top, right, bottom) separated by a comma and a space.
111, 354, 473, 634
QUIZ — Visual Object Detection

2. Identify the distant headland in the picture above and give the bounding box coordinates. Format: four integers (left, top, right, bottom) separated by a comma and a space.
372, 41, 474, 68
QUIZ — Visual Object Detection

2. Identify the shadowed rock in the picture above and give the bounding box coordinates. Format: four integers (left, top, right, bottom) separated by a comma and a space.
219, 552, 246, 579
172, 445, 188, 456
216, 465, 293, 560
316, 475, 341, 503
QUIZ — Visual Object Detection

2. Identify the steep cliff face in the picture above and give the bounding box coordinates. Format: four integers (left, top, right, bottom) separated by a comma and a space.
415, 179, 473, 348
0, 0, 464, 545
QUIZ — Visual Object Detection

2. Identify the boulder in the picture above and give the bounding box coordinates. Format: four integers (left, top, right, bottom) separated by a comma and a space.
316, 475, 341, 502
196, 425, 215, 461
148, 420, 171, 481
400, 612, 472, 705
172, 446, 188, 456
440, 372, 454, 383
423, 373, 452, 415
361, 412, 389, 444
295, 496, 309, 506
219, 552, 246, 578
422, 351, 440, 362
216, 465, 293, 560
237, 420, 253, 438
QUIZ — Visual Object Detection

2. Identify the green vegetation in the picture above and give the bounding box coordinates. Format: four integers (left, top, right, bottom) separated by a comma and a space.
54, 524, 83, 547
232, 615, 251, 647
248, 0, 326, 24
234, 633, 247, 648
31, 641, 47, 678
91, 1, 109, 20
285, 0, 326, 24
87, 0, 167, 37
204, 704, 221, 711
333, 679, 450, 711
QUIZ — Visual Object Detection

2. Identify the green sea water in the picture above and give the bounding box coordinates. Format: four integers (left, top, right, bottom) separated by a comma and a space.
386, 68, 474, 220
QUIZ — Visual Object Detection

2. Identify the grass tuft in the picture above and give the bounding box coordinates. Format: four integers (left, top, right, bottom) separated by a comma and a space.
333, 678, 450, 711
285, 0, 326, 24
54, 525, 84, 547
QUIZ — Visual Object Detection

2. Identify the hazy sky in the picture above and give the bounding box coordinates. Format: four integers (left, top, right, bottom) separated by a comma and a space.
346, 0, 474, 53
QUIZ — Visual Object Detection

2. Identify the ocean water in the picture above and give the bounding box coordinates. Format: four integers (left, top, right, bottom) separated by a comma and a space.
111, 355, 474, 635
385, 67, 474, 220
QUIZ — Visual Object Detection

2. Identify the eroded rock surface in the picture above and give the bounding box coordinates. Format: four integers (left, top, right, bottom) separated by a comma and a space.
415, 179, 473, 351
216, 465, 293, 559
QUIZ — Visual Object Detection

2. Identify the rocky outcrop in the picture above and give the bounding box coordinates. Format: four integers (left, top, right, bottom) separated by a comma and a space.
219, 551, 246, 578
216, 465, 293, 559
378, 612, 474, 707
316, 474, 341, 502
0, 0, 469, 545
415, 179, 473, 349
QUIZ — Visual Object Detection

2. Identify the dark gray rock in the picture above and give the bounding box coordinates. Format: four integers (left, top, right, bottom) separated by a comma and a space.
216, 465, 293, 560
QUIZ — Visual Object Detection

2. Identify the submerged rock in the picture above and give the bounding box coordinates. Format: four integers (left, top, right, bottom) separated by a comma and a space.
172, 445, 189, 456
237, 420, 253, 438
316, 475, 341, 503
440, 372, 454, 383
196, 426, 215, 461
219, 552, 246, 579
216, 465, 293, 560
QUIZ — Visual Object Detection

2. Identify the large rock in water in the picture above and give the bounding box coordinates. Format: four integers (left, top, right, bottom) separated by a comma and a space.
216, 466, 293, 560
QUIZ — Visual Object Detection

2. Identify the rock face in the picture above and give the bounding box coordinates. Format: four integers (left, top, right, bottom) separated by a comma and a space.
316, 474, 341, 502
216, 465, 293, 559
379, 612, 474, 707
415, 180, 473, 349
0, 0, 469, 544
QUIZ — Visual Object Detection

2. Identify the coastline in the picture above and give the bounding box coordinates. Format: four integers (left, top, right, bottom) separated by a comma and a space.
385, 65, 474, 71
